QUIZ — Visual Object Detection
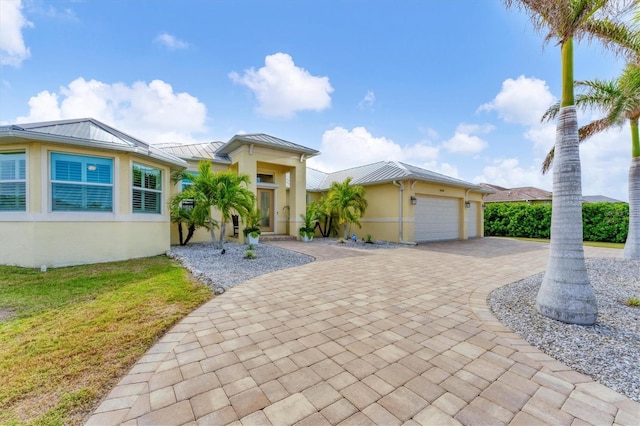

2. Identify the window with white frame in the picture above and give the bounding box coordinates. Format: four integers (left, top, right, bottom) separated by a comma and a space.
132, 163, 162, 214
0, 152, 26, 211
50, 152, 113, 212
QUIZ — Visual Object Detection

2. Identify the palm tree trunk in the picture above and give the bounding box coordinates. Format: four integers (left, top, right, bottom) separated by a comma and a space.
219, 221, 227, 249
536, 106, 597, 325
208, 219, 216, 245
624, 118, 640, 259
342, 224, 348, 240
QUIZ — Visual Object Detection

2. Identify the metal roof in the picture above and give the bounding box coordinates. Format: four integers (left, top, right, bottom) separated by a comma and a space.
0, 118, 187, 168
217, 133, 320, 156
155, 142, 231, 164
308, 161, 489, 193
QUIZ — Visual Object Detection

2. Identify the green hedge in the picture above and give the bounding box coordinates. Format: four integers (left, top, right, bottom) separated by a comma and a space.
484, 202, 629, 243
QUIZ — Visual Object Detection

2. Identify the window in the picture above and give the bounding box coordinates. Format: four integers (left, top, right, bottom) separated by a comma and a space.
180, 172, 198, 210
50, 153, 113, 212
133, 163, 162, 214
0, 152, 26, 211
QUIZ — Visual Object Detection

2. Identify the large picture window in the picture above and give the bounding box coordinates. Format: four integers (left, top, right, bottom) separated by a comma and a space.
0, 152, 26, 211
51, 153, 113, 212
133, 163, 162, 214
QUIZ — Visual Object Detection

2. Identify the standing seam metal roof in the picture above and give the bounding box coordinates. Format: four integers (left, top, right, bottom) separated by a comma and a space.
217, 133, 320, 156
307, 161, 489, 192
0, 118, 187, 168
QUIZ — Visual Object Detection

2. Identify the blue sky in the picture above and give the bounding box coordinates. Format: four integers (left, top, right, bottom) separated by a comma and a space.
0, 0, 631, 200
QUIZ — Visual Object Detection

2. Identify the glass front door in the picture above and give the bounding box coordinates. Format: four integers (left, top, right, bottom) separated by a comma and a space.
257, 188, 274, 232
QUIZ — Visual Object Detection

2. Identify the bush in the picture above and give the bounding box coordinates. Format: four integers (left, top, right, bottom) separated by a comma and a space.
484, 202, 628, 243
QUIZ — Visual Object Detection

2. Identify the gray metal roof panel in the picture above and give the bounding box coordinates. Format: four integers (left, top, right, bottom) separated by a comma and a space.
156, 142, 231, 163
312, 161, 487, 192
218, 133, 320, 156
0, 118, 187, 168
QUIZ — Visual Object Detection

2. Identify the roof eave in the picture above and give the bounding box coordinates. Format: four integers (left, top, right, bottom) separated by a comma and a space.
0, 129, 188, 169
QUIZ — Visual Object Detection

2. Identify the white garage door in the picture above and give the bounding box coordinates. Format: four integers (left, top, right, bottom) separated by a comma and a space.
467, 202, 479, 238
414, 196, 460, 242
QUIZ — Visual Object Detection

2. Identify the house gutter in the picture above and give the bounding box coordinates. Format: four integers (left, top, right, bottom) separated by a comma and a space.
392, 180, 416, 245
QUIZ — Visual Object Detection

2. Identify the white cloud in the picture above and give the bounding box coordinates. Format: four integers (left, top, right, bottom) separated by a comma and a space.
473, 158, 552, 189
441, 123, 491, 154
358, 90, 375, 110
307, 126, 439, 172
16, 77, 208, 144
229, 52, 333, 118
154, 32, 189, 50
0, 0, 33, 67
479, 75, 556, 126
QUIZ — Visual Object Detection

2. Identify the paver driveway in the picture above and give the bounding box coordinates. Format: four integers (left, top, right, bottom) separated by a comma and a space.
86, 238, 639, 425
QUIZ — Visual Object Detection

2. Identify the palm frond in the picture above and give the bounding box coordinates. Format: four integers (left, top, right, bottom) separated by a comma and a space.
541, 146, 555, 175
541, 101, 562, 123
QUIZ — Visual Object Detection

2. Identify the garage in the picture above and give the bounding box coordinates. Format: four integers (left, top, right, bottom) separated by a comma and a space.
467, 201, 479, 238
414, 196, 460, 242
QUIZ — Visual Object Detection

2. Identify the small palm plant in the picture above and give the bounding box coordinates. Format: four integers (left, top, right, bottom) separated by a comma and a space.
299, 206, 317, 241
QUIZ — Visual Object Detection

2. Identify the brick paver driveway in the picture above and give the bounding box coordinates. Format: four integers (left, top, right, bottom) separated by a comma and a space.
86, 238, 639, 425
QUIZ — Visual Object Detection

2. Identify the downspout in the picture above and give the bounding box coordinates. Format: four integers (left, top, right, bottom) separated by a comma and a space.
392, 181, 416, 245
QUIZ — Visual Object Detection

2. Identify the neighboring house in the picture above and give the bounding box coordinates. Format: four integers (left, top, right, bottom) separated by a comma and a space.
0, 118, 489, 267
582, 195, 625, 203
480, 184, 552, 205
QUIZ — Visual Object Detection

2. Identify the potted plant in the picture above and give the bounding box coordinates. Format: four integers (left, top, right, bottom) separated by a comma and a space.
299, 208, 317, 242
243, 208, 262, 245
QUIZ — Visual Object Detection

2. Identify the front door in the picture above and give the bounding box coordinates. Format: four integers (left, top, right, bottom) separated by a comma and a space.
257, 188, 274, 232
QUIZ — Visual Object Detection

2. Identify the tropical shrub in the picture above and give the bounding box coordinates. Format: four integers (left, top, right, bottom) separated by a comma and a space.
484, 202, 628, 243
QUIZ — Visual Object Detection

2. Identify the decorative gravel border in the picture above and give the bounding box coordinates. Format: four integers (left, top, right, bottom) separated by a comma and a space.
488, 257, 640, 402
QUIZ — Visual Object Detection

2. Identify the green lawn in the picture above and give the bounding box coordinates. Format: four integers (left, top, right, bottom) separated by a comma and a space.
0, 256, 212, 426
510, 236, 624, 249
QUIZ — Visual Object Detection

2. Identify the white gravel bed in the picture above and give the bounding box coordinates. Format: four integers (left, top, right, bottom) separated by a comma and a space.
167, 242, 313, 293
488, 257, 640, 402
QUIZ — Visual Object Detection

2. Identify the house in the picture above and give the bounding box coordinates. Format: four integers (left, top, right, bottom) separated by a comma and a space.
0, 118, 489, 268
480, 184, 552, 205
582, 195, 625, 204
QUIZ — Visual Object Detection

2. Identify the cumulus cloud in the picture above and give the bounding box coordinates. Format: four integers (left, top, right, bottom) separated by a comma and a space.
16, 77, 208, 143
154, 32, 189, 50
479, 75, 556, 126
0, 0, 33, 67
473, 158, 552, 189
229, 52, 333, 118
307, 126, 439, 172
441, 123, 491, 154
358, 90, 375, 110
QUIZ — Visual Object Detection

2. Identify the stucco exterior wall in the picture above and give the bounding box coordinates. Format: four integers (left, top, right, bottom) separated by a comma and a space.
0, 140, 174, 267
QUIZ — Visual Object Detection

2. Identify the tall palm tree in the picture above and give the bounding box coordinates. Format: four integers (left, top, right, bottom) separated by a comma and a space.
327, 177, 368, 240
504, 0, 634, 325
541, 64, 640, 259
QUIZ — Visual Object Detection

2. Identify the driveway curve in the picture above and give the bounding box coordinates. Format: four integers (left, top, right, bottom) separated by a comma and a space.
86, 238, 639, 425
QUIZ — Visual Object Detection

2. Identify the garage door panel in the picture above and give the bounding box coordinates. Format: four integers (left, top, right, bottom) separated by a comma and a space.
415, 196, 460, 242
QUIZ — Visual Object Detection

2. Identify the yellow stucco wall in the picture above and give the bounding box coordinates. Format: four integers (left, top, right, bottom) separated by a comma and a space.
333, 181, 486, 243
0, 140, 174, 267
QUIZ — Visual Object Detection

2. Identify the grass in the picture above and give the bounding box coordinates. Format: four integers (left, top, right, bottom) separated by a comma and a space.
0, 256, 212, 426
508, 237, 624, 249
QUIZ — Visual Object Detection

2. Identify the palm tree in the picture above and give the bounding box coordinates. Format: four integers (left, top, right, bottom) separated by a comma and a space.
541, 64, 640, 259
327, 177, 368, 240
213, 171, 255, 247
171, 162, 255, 249
504, 0, 634, 325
